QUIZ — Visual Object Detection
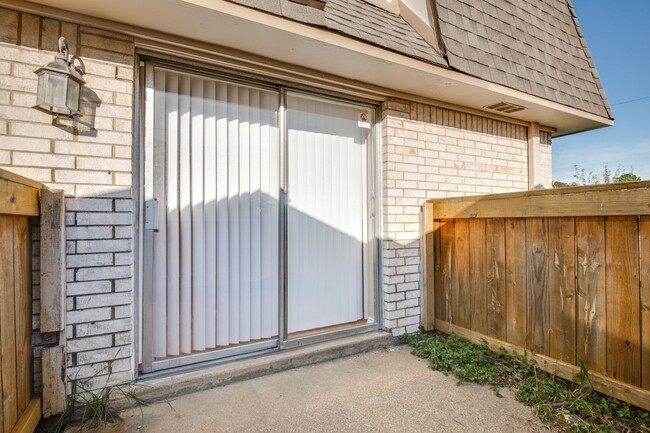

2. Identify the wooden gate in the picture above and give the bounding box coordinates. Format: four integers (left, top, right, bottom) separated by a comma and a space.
421, 182, 650, 411
0, 170, 42, 433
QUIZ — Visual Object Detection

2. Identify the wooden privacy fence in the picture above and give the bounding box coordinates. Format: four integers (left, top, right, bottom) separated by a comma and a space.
0, 170, 41, 433
0, 168, 66, 433
420, 182, 650, 411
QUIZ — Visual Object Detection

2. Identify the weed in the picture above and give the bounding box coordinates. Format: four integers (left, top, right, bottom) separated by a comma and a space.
400, 331, 650, 433
48, 353, 149, 433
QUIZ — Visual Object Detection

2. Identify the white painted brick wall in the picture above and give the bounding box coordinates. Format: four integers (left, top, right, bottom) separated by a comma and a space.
380, 98, 550, 336
0, 8, 135, 394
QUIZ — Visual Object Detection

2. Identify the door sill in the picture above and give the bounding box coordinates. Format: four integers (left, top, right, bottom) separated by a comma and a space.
281, 323, 379, 350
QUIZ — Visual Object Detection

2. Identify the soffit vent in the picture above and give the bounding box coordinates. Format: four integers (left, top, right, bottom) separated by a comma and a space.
484, 101, 527, 114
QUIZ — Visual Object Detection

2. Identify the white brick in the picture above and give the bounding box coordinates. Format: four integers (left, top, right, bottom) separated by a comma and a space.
76, 318, 131, 337
114, 199, 132, 212
76, 292, 130, 309
55, 141, 113, 157
114, 305, 130, 318
115, 252, 132, 266
67, 253, 113, 268
66, 226, 113, 240
76, 212, 131, 225
56, 170, 112, 184
114, 279, 132, 292
66, 198, 113, 212
75, 265, 131, 281
398, 315, 420, 327
67, 280, 112, 296
114, 331, 132, 346
0, 135, 50, 152
67, 335, 113, 353
114, 226, 132, 238
396, 298, 419, 309
76, 345, 132, 365
67, 363, 110, 380
67, 307, 112, 324
75, 184, 131, 198
76, 239, 131, 253
77, 156, 131, 171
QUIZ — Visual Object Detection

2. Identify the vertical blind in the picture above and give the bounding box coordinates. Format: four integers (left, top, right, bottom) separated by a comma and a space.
150, 68, 280, 358
287, 94, 368, 333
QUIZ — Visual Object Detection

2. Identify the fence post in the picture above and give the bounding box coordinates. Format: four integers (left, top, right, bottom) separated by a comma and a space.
421, 202, 435, 331
40, 189, 67, 417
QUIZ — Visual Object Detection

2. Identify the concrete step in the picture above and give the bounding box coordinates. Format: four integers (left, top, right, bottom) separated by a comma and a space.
130, 331, 396, 406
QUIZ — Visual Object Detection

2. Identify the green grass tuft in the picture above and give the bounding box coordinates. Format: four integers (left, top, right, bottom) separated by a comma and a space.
400, 331, 650, 433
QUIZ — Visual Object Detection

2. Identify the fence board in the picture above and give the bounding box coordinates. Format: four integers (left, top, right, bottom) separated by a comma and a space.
14, 217, 31, 417
505, 218, 526, 347
526, 218, 549, 354
440, 221, 455, 325
434, 221, 445, 322
641, 217, 650, 391
576, 217, 607, 375
548, 217, 576, 364
605, 216, 641, 386
453, 220, 470, 329
469, 219, 487, 334
486, 218, 506, 340
0, 217, 17, 433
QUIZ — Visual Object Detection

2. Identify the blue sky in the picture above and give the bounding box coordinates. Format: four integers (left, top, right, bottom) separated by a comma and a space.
552, 0, 650, 182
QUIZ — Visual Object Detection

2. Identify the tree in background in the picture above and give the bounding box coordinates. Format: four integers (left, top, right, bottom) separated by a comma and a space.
553, 164, 642, 188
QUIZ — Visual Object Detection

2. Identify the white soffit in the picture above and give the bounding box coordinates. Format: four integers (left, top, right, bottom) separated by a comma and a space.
21, 0, 613, 136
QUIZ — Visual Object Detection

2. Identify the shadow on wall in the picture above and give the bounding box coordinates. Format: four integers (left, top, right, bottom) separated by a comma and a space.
52, 85, 102, 137
145, 189, 369, 358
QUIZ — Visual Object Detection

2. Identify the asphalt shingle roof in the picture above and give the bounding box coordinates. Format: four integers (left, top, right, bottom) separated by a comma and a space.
435, 0, 611, 118
325, 0, 446, 66
228, 0, 611, 119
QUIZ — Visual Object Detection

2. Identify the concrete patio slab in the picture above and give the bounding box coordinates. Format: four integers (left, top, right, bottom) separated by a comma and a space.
121, 345, 550, 432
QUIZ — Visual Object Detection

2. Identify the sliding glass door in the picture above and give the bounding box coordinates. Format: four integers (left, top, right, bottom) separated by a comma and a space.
141, 63, 375, 372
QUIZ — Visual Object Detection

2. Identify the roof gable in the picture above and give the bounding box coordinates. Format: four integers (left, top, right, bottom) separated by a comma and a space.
435, 0, 612, 119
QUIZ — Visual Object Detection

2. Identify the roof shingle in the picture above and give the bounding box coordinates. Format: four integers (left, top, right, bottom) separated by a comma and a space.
436, 0, 612, 118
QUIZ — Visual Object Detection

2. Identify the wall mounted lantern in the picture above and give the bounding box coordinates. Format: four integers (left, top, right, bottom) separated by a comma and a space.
34, 37, 85, 118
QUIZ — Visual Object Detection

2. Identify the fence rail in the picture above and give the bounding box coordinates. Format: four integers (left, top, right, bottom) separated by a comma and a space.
421, 182, 650, 411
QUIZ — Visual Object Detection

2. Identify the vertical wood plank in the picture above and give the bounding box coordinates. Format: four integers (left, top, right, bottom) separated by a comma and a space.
576, 217, 607, 375
420, 203, 436, 331
0, 216, 17, 433
605, 216, 641, 386
453, 219, 470, 328
40, 189, 65, 333
440, 221, 455, 326
548, 217, 576, 363
14, 217, 31, 416
469, 219, 487, 334
526, 218, 549, 354
486, 218, 506, 340
434, 220, 445, 322
641, 216, 650, 391
41, 346, 66, 418
505, 218, 526, 347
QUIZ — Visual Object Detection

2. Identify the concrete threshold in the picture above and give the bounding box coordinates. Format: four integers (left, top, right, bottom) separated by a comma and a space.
129, 331, 396, 407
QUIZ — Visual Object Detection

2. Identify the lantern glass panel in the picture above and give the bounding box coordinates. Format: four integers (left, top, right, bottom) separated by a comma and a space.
47, 73, 68, 113
66, 80, 80, 113
36, 73, 47, 107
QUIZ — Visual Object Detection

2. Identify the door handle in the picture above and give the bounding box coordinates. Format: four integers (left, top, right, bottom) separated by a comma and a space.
144, 198, 159, 231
